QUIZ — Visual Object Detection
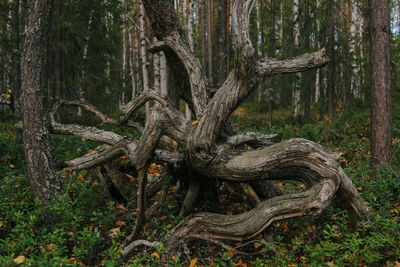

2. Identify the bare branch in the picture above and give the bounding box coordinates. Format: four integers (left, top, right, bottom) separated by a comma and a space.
52, 100, 144, 134
149, 37, 208, 117
257, 48, 329, 76
119, 90, 168, 124
227, 132, 278, 147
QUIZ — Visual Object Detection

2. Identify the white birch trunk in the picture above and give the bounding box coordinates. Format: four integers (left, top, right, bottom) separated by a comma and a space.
139, 0, 150, 114
78, 9, 94, 116
350, 0, 362, 99
293, 0, 301, 118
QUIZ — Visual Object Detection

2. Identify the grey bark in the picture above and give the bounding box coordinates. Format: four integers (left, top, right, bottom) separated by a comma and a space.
21, 0, 61, 206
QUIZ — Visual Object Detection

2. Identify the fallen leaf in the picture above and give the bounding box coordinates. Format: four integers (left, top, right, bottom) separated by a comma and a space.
0, 221, 3, 228
393, 208, 399, 214
13, 256, 25, 264
254, 242, 262, 249
115, 221, 126, 226
357, 186, 363, 191
226, 211, 233, 216
287, 263, 295, 267
395, 261, 400, 267
325, 261, 334, 267
172, 140, 178, 146
151, 252, 160, 259
167, 205, 174, 209
91, 182, 99, 188
228, 251, 234, 258
9, 164, 15, 169
192, 120, 199, 125
189, 258, 198, 267
68, 257, 77, 264
67, 231, 74, 236
160, 216, 168, 221
108, 227, 120, 238
120, 155, 128, 160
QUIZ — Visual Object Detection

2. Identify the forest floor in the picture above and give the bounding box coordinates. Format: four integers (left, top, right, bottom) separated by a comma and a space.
1, 94, 400, 266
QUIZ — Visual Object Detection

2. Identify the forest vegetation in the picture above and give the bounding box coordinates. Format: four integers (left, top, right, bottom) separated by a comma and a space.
0, 0, 399, 266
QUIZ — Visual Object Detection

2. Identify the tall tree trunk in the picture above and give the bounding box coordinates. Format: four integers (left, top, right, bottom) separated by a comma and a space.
11, 0, 21, 129
78, 9, 94, 116
327, 0, 335, 119
207, 0, 213, 85
315, 0, 321, 103
139, 0, 150, 113
370, 0, 392, 177
292, 0, 301, 120
185, 0, 194, 120
350, 0, 362, 99
303, 0, 311, 122
218, 0, 228, 86
200, 0, 207, 71
267, 0, 275, 128
21, 0, 61, 206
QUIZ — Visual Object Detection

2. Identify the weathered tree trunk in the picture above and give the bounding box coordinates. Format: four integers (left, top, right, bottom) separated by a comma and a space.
315, 0, 321, 103
47, 0, 370, 256
21, 0, 61, 206
370, 0, 392, 177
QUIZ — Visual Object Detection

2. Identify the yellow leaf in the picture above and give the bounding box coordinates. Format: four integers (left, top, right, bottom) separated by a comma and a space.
254, 242, 262, 249
88, 149, 94, 153
394, 208, 399, 214
189, 258, 198, 267
108, 227, 120, 238
228, 251, 234, 258
151, 253, 160, 259
67, 231, 74, 236
287, 263, 295, 267
226, 211, 233, 216
172, 140, 178, 146
91, 182, 99, 188
68, 257, 77, 264
357, 186, 362, 191
0, 222, 3, 228
13, 256, 25, 264
192, 120, 199, 125
9, 164, 15, 169
115, 221, 126, 226
325, 261, 334, 267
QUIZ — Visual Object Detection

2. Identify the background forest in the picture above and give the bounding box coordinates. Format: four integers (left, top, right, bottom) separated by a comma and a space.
0, 0, 399, 266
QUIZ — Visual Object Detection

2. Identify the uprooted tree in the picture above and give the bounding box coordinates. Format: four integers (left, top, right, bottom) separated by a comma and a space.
46, 0, 369, 258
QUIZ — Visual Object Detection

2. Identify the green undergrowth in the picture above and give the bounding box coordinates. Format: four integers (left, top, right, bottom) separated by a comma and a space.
0, 100, 400, 266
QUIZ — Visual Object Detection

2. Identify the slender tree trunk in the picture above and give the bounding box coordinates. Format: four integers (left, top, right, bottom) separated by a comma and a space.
11, 0, 21, 128
21, 0, 61, 206
327, 0, 335, 119
303, 0, 311, 122
200, 0, 207, 71
218, 0, 228, 86
350, 0, 362, 99
207, 0, 213, 85
315, 0, 321, 103
139, 0, 150, 114
292, 0, 301, 120
370, 0, 392, 177
78, 9, 94, 116
267, 0, 275, 128
185, 0, 194, 120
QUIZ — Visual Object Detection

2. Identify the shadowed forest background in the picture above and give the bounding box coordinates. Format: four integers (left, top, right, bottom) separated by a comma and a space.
0, 0, 400, 266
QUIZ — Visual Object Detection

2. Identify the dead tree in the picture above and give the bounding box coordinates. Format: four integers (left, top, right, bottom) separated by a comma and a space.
49, 0, 369, 255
